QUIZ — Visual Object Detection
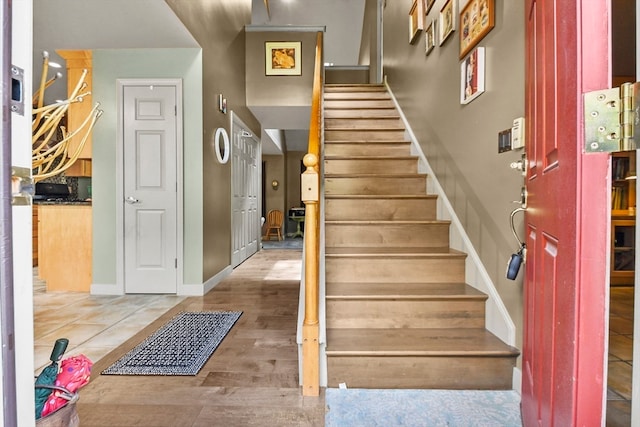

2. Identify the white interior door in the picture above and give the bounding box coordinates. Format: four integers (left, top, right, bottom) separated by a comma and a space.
231, 112, 260, 267
122, 84, 177, 293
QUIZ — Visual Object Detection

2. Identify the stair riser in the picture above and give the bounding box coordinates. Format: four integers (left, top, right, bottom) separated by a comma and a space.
326, 300, 486, 329
324, 100, 396, 110
326, 257, 466, 283
325, 198, 437, 221
325, 177, 426, 195
325, 92, 391, 100
325, 223, 449, 248
326, 129, 405, 141
325, 109, 399, 119
324, 158, 417, 174
326, 356, 516, 389
324, 143, 411, 157
325, 118, 404, 129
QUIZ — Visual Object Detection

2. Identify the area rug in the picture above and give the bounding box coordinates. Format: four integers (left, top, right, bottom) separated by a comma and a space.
102, 311, 242, 376
325, 388, 522, 427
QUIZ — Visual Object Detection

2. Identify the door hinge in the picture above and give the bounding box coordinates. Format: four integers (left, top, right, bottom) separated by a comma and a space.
584, 82, 640, 153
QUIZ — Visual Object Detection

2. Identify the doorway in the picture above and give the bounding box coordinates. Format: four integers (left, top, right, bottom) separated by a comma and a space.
117, 79, 183, 294
230, 112, 260, 268
607, 1, 637, 425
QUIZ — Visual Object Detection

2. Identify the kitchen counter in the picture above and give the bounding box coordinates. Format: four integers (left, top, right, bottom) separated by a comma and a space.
37, 204, 92, 292
34, 200, 92, 206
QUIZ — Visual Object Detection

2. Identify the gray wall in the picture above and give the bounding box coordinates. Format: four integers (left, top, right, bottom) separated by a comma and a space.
92, 48, 203, 287
382, 0, 526, 348
166, 0, 260, 281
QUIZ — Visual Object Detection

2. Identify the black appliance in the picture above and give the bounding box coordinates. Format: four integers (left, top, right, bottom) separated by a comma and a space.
289, 207, 305, 217
34, 182, 71, 201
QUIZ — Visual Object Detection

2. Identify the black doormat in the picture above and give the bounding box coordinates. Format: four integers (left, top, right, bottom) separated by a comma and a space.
102, 311, 242, 376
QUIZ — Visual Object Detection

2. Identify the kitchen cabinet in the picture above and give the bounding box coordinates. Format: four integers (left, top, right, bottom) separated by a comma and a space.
65, 159, 92, 177
57, 50, 93, 160
37, 204, 92, 292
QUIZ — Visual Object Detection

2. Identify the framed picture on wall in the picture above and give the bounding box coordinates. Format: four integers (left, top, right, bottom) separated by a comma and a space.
460, 46, 485, 104
265, 41, 301, 75
439, 0, 456, 46
425, 0, 436, 15
459, 0, 495, 58
425, 19, 436, 55
409, 0, 424, 44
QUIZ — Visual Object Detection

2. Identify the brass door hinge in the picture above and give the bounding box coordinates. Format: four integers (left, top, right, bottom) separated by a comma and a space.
584, 82, 640, 153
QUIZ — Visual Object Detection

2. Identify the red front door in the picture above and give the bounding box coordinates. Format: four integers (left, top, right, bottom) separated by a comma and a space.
522, 1, 610, 425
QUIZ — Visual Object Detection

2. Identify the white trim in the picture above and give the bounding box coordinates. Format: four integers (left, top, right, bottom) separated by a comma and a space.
512, 367, 522, 394
385, 81, 516, 346
115, 78, 184, 296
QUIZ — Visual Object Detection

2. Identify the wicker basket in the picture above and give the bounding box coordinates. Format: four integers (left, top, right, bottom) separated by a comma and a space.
35, 385, 79, 427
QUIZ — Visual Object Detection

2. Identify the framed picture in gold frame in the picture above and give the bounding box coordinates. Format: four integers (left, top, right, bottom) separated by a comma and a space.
459, 0, 495, 59
265, 41, 301, 76
409, 0, 424, 44
439, 0, 456, 46
425, 19, 436, 55
425, 0, 436, 15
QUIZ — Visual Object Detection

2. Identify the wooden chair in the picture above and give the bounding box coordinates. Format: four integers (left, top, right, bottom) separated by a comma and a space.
265, 209, 284, 241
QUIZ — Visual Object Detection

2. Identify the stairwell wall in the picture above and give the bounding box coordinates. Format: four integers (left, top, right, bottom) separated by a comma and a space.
382, 1, 525, 351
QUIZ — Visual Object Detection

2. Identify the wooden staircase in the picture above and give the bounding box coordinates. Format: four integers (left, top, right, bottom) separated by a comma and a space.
323, 84, 519, 389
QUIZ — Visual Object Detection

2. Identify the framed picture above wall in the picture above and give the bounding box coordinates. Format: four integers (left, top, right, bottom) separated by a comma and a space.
439, 0, 456, 46
409, 0, 424, 44
265, 41, 301, 76
460, 46, 485, 104
459, 0, 495, 58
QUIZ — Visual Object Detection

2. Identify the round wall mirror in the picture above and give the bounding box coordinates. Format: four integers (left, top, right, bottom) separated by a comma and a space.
213, 127, 230, 164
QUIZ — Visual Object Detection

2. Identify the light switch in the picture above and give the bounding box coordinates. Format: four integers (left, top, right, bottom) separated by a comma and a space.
512, 117, 525, 149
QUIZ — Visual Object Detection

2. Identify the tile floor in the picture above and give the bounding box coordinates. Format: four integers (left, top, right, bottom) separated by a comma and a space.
607, 286, 634, 426
33, 268, 185, 374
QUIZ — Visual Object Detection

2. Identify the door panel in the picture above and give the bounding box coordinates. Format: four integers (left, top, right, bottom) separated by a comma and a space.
522, 0, 609, 425
123, 85, 177, 293
231, 117, 259, 268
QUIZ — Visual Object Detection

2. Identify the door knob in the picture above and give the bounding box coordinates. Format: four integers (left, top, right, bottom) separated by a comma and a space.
125, 196, 140, 204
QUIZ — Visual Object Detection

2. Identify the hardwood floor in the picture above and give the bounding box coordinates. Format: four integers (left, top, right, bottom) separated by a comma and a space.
607, 286, 634, 427
76, 249, 325, 427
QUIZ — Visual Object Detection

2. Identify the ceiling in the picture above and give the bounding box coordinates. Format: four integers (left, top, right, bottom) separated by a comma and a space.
33, 0, 367, 154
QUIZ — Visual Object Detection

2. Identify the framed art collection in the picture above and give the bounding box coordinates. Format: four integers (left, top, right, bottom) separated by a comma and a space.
459, 0, 495, 58
265, 41, 301, 76
439, 0, 455, 45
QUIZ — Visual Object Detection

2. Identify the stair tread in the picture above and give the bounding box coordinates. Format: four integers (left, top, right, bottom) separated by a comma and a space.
325, 155, 417, 160
325, 194, 437, 200
325, 140, 409, 144
326, 247, 466, 256
325, 173, 426, 178
326, 328, 520, 356
326, 219, 448, 225
326, 282, 487, 299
